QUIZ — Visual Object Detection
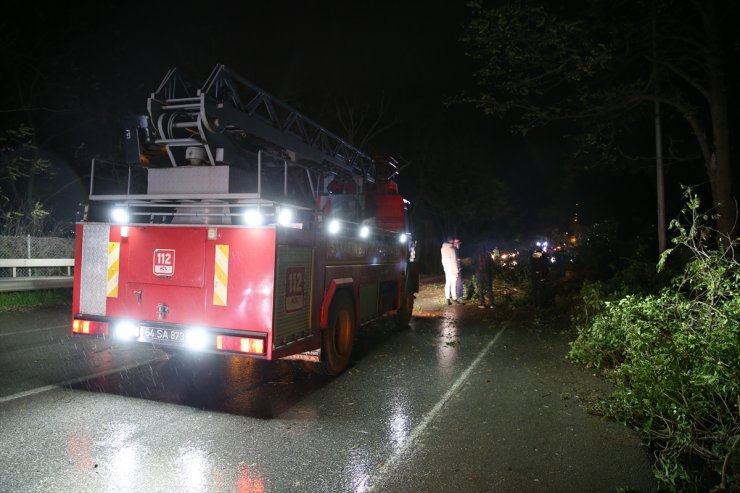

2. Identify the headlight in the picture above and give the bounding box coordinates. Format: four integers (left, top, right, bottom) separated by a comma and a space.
328, 219, 341, 235
243, 209, 263, 226
113, 321, 138, 340
111, 208, 129, 224
277, 208, 294, 226
186, 329, 208, 350
359, 225, 370, 238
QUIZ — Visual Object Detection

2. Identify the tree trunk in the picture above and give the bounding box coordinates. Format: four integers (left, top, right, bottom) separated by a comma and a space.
702, 1, 735, 238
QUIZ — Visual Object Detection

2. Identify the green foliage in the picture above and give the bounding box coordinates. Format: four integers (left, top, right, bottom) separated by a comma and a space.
461, 0, 738, 238
462, 0, 615, 131
568, 190, 740, 491
0, 289, 71, 312
1, 201, 51, 236
496, 257, 527, 286
0, 126, 55, 236
571, 221, 664, 287
0, 126, 50, 192
554, 221, 669, 329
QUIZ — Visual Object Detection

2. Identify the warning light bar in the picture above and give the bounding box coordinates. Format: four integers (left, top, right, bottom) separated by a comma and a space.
216, 335, 265, 355
72, 319, 109, 336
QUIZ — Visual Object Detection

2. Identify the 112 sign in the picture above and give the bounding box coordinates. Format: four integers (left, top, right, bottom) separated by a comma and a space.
285, 267, 305, 312
153, 249, 176, 276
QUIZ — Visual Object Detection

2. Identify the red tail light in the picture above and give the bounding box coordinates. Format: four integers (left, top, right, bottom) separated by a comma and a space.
72, 319, 108, 336
216, 335, 265, 355
240, 337, 264, 355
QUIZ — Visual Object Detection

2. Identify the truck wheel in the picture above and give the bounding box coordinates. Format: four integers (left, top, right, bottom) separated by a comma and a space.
395, 292, 415, 329
320, 291, 355, 376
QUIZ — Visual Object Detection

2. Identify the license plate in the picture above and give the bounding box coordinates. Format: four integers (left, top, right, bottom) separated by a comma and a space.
140, 326, 186, 345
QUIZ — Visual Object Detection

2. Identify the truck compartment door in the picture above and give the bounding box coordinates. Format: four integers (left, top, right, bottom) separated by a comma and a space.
126, 227, 206, 287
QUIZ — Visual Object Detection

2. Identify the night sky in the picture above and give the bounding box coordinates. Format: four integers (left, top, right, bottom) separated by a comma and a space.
2, 1, 734, 254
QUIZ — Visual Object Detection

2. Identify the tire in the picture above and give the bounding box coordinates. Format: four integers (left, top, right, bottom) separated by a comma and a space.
320, 291, 355, 376
395, 291, 415, 329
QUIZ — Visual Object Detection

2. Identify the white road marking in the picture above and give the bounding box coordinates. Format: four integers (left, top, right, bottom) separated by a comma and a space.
0, 356, 168, 404
0, 385, 59, 403
365, 327, 507, 493
0, 324, 70, 337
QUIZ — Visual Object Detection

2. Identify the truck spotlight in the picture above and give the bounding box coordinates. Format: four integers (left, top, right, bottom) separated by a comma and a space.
186, 328, 208, 350
359, 225, 370, 238
113, 321, 138, 340
328, 219, 341, 235
243, 209, 263, 226
111, 208, 129, 224
277, 208, 293, 226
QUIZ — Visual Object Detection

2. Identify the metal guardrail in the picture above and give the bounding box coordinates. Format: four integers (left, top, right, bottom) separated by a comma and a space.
0, 259, 74, 292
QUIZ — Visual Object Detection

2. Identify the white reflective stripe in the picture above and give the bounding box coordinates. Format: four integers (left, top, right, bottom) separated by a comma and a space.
213, 244, 229, 306
80, 223, 110, 315
107, 241, 120, 298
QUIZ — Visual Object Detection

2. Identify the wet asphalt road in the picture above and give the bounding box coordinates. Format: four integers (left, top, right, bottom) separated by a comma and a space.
0, 294, 658, 492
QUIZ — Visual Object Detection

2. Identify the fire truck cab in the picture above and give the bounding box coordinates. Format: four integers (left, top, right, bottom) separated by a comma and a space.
71, 64, 418, 375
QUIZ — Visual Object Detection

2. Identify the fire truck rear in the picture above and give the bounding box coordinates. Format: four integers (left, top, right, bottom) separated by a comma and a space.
71, 64, 418, 375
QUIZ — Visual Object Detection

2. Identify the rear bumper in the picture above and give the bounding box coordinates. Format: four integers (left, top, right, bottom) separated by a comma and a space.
72, 314, 269, 359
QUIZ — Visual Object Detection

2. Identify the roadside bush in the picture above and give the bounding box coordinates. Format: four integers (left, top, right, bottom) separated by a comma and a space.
568, 191, 740, 491
495, 258, 528, 286
544, 219, 672, 324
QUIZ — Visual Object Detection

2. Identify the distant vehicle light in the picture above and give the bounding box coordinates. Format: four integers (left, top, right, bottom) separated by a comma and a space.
398, 233, 407, 243
186, 328, 208, 350
277, 208, 293, 226
243, 209, 263, 226
359, 225, 370, 238
111, 208, 129, 224
328, 219, 341, 235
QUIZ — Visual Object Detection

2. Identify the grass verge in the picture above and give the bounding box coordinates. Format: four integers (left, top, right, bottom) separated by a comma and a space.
0, 289, 72, 312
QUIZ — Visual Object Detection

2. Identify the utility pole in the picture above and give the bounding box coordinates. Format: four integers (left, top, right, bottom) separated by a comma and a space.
655, 88, 666, 253
653, 3, 667, 254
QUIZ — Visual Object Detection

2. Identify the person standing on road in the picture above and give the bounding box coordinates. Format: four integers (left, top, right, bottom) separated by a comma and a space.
441, 237, 462, 305
529, 246, 550, 307
474, 242, 494, 308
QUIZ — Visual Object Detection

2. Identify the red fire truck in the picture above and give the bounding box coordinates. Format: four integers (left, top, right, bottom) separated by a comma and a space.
71, 64, 418, 375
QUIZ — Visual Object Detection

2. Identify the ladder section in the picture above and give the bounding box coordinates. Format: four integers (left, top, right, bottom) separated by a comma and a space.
147, 64, 376, 185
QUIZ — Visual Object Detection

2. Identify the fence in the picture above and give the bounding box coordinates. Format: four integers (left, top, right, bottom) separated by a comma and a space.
0, 236, 75, 291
